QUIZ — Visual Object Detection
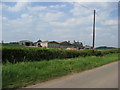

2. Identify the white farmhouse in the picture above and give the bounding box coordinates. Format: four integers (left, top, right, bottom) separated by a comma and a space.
39, 41, 60, 48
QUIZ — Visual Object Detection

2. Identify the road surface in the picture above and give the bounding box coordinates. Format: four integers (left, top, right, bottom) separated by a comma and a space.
25, 62, 118, 88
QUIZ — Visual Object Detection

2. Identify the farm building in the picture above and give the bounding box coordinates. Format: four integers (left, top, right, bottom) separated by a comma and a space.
84, 45, 92, 49
35, 39, 42, 47
39, 41, 60, 48
58, 41, 73, 49
19, 40, 33, 46
71, 41, 83, 49
19, 39, 84, 49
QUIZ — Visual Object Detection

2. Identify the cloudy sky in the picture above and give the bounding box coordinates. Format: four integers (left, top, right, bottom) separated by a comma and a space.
1, 1, 118, 47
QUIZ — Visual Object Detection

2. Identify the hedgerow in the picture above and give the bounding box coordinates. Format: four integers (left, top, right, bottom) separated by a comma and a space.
2, 46, 119, 64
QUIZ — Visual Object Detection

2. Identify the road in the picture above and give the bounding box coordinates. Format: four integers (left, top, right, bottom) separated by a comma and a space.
25, 62, 118, 88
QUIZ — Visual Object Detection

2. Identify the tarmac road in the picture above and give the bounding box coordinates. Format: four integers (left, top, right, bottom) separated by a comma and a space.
25, 61, 118, 88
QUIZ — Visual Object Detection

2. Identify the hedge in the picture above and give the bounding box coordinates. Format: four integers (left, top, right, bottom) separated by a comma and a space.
2, 47, 119, 64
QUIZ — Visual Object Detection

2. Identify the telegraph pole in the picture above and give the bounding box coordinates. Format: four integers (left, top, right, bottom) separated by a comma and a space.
92, 10, 96, 49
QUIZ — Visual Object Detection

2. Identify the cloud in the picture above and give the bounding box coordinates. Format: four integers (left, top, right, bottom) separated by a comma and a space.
70, 2, 93, 16
21, 13, 32, 19
50, 15, 92, 28
103, 19, 118, 25
0, 16, 7, 21
2, 2, 118, 47
8, 0, 29, 12
27, 6, 47, 12
39, 11, 65, 21
0, 3, 2, 12
2, 14, 35, 41
49, 4, 66, 8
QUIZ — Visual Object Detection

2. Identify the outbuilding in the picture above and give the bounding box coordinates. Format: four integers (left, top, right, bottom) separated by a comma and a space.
40, 41, 60, 48
19, 40, 33, 46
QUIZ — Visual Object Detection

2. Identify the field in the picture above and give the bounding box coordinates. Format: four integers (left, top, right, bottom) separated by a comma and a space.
1, 44, 120, 88
3, 53, 119, 88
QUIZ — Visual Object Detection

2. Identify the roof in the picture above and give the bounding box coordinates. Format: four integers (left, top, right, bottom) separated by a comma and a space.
49, 41, 59, 44
40, 41, 59, 44
40, 41, 49, 43
57, 41, 68, 43
37, 40, 42, 42
59, 41, 71, 45
19, 40, 33, 42
70, 42, 82, 44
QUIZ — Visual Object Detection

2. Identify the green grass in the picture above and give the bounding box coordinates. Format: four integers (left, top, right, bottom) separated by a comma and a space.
2, 53, 119, 88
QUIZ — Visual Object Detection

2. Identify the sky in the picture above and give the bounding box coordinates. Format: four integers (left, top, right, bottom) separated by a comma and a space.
1, 1, 118, 47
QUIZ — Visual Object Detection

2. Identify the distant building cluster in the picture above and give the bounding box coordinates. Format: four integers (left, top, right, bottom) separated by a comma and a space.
18, 40, 85, 50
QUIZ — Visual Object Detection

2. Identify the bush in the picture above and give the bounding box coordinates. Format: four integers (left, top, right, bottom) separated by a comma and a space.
2, 47, 119, 64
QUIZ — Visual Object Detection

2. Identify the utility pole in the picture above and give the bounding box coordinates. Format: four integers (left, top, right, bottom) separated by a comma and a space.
92, 10, 96, 49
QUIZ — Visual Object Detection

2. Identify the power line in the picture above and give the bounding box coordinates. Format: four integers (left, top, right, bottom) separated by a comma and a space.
78, 4, 94, 12
78, 3, 103, 16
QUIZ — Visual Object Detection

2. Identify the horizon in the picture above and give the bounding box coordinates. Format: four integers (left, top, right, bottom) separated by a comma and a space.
1, 40, 118, 48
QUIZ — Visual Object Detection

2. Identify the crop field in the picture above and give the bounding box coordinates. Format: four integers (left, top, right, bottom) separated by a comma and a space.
1, 43, 120, 88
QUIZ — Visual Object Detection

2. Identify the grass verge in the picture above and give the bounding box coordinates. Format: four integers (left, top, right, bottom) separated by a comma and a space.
2, 53, 119, 88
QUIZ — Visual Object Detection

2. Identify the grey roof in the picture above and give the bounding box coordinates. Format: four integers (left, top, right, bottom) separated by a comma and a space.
19, 40, 33, 42
40, 41, 49, 43
57, 41, 68, 43
40, 41, 59, 44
